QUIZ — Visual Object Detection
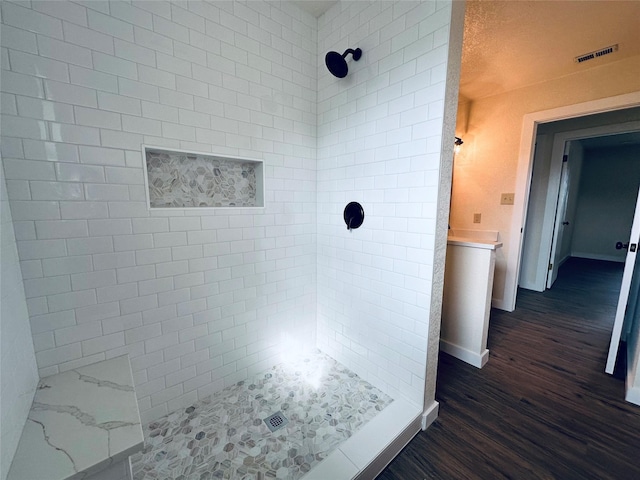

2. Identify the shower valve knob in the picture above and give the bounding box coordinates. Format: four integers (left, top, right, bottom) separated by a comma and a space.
343, 202, 364, 231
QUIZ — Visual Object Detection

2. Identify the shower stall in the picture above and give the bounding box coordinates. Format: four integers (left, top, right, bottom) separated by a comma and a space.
0, 1, 463, 479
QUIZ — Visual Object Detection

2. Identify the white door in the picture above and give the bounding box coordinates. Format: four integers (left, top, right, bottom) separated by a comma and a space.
606, 185, 640, 374
546, 150, 571, 288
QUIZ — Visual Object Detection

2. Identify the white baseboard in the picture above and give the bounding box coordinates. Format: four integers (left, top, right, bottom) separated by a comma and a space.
421, 400, 439, 431
571, 252, 625, 263
491, 297, 514, 312
518, 280, 545, 293
558, 253, 571, 267
440, 340, 489, 368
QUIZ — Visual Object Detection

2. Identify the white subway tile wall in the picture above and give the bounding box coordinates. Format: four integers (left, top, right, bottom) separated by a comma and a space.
1, 157, 39, 480
2, 0, 318, 423
2, 0, 453, 424
316, 1, 451, 406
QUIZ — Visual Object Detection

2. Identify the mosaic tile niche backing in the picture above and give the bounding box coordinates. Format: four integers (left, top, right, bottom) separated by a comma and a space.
145, 149, 262, 208
130, 350, 393, 480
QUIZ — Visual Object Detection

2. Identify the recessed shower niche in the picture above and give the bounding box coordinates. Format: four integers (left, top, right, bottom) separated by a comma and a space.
143, 146, 264, 209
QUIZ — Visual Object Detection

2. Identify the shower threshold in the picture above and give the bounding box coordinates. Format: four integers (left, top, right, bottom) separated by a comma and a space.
130, 350, 421, 480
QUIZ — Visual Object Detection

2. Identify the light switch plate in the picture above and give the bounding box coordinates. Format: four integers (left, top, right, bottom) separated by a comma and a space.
501, 193, 515, 205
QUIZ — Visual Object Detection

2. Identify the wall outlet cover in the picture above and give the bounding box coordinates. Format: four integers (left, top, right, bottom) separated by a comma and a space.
473, 213, 481, 223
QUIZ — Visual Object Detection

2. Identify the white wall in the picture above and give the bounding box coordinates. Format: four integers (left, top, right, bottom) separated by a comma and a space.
316, 1, 455, 405
451, 56, 640, 310
1, 0, 318, 423
1, 159, 39, 480
571, 145, 640, 262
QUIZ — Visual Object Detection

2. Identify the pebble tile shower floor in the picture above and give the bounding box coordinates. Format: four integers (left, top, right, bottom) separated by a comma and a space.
130, 351, 393, 480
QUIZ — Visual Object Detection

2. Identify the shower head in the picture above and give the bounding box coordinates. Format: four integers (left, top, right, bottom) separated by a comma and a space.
325, 48, 362, 78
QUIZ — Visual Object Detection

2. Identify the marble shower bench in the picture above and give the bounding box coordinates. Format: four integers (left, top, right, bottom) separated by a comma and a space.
7, 355, 144, 480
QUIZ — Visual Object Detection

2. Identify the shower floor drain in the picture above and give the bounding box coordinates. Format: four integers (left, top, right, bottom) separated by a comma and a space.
263, 411, 289, 432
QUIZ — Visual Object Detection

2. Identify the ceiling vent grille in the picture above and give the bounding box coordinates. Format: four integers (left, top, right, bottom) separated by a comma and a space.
574, 44, 618, 64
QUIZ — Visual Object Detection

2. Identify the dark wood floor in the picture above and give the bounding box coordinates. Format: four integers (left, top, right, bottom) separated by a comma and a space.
377, 257, 640, 480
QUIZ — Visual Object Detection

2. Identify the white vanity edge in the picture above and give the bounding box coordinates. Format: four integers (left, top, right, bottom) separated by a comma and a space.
7, 355, 144, 480
448, 229, 499, 242
447, 236, 503, 250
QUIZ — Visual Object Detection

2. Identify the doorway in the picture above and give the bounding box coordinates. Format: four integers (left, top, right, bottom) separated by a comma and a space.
519, 119, 640, 293
503, 95, 640, 312
514, 109, 640, 394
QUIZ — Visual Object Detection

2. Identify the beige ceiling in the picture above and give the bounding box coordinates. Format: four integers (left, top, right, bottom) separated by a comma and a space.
290, 1, 640, 102
461, 0, 640, 101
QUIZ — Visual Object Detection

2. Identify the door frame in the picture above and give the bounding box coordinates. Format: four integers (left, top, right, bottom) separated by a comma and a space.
523, 122, 640, 292
502, 91, 640, 312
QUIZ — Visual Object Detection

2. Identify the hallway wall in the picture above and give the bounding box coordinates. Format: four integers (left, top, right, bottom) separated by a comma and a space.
571, 145, 640, 262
